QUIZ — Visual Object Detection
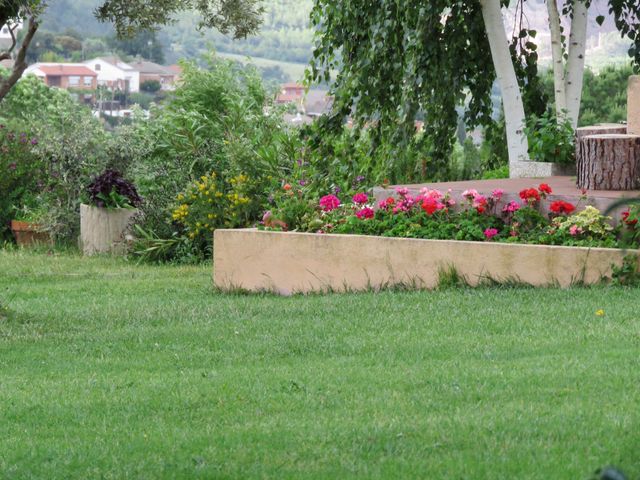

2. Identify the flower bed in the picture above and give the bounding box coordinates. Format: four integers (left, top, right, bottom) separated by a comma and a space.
213, 183, 640, 294
262, 183, 640, 250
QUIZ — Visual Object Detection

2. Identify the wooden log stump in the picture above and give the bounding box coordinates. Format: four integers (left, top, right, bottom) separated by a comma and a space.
576, 124, 627, 139
577, 134, 640, 190
575, 125, 627, 174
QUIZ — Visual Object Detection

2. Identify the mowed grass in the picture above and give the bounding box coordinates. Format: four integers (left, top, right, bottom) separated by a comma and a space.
1, 250, 639, 479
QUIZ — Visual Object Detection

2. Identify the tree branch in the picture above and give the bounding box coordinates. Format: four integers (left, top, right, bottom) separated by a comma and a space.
0, 22, 20, 61
0, 15, 39, 102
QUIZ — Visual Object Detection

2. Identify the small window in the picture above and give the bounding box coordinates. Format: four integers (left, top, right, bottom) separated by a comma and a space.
83, 76, 92, 87
94, 64, 101, 71
68, 76, 80, 86
1, 27, 8, 35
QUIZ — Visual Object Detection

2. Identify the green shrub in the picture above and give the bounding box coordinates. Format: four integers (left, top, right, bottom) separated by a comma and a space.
128, 55, 298, 254
140, 80, 161, 93
524, 110, 575, 164
0, 124, 41, 240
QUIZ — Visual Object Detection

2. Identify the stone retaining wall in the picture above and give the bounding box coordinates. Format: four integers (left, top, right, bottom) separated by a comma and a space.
213, 229, 637, 295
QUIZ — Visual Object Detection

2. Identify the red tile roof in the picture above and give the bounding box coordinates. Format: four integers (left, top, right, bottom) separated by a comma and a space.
275, 93, 304, 103
38, 65, 97, 76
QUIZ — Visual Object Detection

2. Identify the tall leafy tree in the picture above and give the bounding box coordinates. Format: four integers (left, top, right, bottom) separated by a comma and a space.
307, 1, 496, 178
308, 0, 640, 177
0, 0, 264, 102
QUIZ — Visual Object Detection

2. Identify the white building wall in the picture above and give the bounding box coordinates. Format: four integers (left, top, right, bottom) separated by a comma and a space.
83, 58, 140, 93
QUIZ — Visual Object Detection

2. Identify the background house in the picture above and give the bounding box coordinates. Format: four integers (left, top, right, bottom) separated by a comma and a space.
276, 83, 333, 125
275, 82, 305, 107
0, 21, 22, 39
24, 63, 97, 103
84, 56, 140, 93
129, 60, 178, 90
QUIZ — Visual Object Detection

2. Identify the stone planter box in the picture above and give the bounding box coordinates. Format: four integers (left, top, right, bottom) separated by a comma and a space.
80, 204, 138, 255
510, 161, 575, 178
213, 229, 638, 295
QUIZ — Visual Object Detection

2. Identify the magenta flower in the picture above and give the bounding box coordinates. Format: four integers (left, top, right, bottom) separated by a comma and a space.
395, 187, 410, 197
484, 228, 499, 240
502, 201, 521, 213
491, 189, 504, 200
319, 194, 341, 212
356, 207, 375, 219
352, 192, 368, 204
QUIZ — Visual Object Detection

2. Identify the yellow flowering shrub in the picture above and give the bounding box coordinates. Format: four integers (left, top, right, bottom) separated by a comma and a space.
172, 172, 263, 240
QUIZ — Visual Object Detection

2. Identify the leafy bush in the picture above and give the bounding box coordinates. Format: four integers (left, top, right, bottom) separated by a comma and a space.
0, 124, 41, 240
524, 110, 575, 165
140, 80, 161, 93
86, 169, 142, 209
119, 55, 299, 256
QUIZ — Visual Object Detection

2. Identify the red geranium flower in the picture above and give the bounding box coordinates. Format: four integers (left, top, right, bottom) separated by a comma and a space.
421, 197, 444, 215
622, 211, 638, 226
549, 200, 576, 215
538, 183, 553, 195
519, 188, 540, 203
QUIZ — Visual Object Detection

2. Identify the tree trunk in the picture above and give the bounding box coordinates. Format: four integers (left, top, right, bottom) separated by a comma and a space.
577, 134, 640, 190
479, 0, 530, 173
547, 0, 567, 118
565, 0, 589, 130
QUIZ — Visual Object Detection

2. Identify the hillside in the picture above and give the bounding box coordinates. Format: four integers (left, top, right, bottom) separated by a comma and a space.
37, 0, 632, 80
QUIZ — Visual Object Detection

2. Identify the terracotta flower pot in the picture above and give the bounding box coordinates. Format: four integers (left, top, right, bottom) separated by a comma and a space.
10, 220, 51, 247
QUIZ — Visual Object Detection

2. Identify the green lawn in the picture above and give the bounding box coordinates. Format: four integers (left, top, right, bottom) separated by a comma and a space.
1, 250, 639, 479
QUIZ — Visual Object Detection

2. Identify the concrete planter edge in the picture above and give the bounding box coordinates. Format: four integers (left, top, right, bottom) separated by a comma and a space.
213, 229, 637, 295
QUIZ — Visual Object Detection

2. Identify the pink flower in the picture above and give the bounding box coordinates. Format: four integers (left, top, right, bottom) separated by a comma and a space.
319, 194, 340, 212
419, 188, 443, 200
352, 192, 369, 204
462, 189, 479, 200
472, 195, 487, 208
378, 197, 395, 210
484, 228, 499, 240
396, 187, 410, 197
503, 201, 521, 213
356, 207, 375, 219
569, 225, 582, 236
491, 189, 504, 200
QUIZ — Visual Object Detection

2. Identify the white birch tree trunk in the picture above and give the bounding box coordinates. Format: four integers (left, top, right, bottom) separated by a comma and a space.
547, 0, 567, 118
565, 0, 589, 129
479, 0, 530, 174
